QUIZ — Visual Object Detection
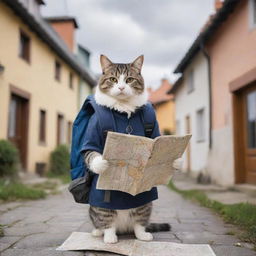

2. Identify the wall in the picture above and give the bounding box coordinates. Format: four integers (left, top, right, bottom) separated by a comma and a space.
0, 3, 80, 172
174, 52, 210, 176
155, 100, 175, 134
207, 0, 256, 185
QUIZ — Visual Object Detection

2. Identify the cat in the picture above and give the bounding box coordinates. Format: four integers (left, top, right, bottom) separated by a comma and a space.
84, 55, 170, 244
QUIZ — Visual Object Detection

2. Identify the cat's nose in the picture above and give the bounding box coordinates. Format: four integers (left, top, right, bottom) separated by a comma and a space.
118, 87, 125, 91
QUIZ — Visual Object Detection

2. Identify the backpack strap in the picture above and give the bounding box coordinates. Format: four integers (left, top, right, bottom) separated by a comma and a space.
141, 103, 156, 138
88, 96, 117, 143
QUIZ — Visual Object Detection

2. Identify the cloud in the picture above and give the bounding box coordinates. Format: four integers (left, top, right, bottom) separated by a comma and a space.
42, 0, 214, 87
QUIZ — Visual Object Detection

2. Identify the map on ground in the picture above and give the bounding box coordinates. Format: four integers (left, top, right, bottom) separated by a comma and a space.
96, 132, 192, 196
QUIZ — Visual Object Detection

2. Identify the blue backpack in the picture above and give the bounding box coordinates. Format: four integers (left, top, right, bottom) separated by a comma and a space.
68, 95, 156, 204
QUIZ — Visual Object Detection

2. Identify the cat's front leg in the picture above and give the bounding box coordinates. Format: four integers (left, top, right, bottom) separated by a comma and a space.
85, 151, 109, 174
134, 223, 153, 241
104, 226, 118, 244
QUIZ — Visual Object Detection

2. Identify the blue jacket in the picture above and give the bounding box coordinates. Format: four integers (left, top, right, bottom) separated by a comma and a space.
81, 103, 160, 210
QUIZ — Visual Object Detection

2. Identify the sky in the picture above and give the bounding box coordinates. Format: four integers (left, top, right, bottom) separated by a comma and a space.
42, 0, 215, 89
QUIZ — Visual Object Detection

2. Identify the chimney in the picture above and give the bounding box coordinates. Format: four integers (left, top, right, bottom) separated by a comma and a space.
46, 16, 79, 52
215, 0, 223, 11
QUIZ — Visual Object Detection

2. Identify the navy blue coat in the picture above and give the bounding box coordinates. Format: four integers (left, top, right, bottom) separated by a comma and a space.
81, 105, 160, 210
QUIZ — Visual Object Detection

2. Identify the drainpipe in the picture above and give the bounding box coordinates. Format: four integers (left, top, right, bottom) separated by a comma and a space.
200, 41, 212, 149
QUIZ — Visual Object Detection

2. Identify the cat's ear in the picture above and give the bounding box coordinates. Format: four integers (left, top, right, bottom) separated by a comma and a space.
131, 55, 144, 73
100, 55, 113, 73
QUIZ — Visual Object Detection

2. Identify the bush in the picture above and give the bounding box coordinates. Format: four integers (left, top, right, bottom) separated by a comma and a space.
49, 144, 70, 175
0, 140, 19, 178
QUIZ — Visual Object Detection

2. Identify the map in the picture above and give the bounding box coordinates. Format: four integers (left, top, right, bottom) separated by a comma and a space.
96, 132, 192, 195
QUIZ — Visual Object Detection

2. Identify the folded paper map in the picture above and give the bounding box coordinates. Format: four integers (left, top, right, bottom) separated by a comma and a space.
96, 132, 191, 195
57, 232, 216, 256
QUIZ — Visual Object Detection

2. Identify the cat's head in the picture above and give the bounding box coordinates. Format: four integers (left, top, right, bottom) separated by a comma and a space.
98, 55, 145, 101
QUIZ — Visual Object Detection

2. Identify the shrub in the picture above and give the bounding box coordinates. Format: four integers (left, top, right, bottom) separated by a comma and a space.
49, 144, 70, 175
0, 140, 19, 178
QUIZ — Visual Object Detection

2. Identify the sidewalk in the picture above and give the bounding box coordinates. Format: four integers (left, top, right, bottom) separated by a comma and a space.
0, 183, 255, 255
173, 172, 256, 205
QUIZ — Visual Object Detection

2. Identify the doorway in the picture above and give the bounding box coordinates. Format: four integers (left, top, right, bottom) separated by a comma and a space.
242, 84, 256, 184
8, 90, 30, 171
233, 83, 256, 184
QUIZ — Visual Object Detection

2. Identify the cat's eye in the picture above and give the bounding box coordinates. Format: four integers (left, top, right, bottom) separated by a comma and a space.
109, 77, 118, 83
126, 77, 134, 83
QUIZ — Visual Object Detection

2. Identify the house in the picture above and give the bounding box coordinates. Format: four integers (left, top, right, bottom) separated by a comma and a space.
0, 0, 96, 175
172, 0, 256, 186
171, 51, 210, 176
148, 79, 175, 135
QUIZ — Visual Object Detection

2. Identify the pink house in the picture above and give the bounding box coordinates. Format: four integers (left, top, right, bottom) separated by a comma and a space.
173, 0, 256, 185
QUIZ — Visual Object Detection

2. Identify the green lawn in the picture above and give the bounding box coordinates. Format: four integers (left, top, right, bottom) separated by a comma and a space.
169, 181, 256, 246
0, 224, 4, 237
46, 172, 70, 184
0, 180, 46, 201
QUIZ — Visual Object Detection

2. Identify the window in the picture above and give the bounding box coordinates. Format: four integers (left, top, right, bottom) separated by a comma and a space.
67, 121, 72, 144
69, 73, 73, 89
57, 114, 65, 145
196, 108, 205, 142
246, 90, 256, 148
19, 30, 30, 62
39, 109, 46, 143
249, 0, 256, 28
55, 61, 61, 81
187, 70, 194, 93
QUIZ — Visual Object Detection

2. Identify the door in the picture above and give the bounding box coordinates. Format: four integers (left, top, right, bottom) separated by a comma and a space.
243, 84, 256, 184
8, 94, 29, 170
185, 115, 191, 172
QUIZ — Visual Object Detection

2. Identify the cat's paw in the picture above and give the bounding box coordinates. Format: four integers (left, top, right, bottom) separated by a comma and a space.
104, 233, 118, 244
173, 158, 183, 170
135, 231, 153, 241
90, 155, 109, 174
91, 229, 103, 237
134, 224, 153, 241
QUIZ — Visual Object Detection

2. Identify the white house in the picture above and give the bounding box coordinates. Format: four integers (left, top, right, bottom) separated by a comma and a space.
171, 52, 210, 179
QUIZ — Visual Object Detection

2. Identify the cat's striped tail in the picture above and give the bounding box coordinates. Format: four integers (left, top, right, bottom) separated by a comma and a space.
146, 223, 171, 232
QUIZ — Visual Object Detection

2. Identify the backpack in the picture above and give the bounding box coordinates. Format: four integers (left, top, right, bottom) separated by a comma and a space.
68, 95, 156, 204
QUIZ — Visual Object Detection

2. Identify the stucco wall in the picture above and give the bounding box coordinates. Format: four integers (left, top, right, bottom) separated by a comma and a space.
174, 52, 210, 175
0, 3, 80, 172
155, 100, 175, 134
207, 0, 256, 185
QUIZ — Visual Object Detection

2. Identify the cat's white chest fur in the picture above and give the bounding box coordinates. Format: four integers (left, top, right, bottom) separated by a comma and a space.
115, 209, 134, 233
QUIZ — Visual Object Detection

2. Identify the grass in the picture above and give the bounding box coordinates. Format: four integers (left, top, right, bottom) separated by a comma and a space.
169, 181, 256, 245
46, 172, 70, 184
0, 224, 4, 237
0, 180, 46, 201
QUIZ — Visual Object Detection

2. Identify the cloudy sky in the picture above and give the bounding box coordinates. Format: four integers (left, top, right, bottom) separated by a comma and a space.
42, 0, 214, 89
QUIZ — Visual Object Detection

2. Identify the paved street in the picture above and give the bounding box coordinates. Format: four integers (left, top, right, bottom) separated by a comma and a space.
0, 185, 255, 256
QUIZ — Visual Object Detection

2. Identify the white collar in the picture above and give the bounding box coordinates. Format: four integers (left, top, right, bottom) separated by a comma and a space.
94, 86, 148, 118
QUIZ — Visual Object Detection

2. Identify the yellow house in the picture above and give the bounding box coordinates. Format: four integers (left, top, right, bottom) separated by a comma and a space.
0, 0, 95, 174
148, 79, 175, 135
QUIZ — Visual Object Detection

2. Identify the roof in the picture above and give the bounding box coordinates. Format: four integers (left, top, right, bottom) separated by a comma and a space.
36, 0, 45, 5
168, 76, 183, 94
148, 79, 173, 105
3, 0, 96, 87
45, 16, 79, 29
174, 0, 240, 74
78, 44, 91, 55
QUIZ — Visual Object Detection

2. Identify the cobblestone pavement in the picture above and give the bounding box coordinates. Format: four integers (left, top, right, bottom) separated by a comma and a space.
0, 186, 255, 256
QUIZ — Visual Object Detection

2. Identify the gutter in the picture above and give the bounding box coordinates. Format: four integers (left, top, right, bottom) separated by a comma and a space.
199, 41, 212, 149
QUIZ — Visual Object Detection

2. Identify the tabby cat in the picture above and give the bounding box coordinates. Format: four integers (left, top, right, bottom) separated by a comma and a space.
84, 55, 170, 244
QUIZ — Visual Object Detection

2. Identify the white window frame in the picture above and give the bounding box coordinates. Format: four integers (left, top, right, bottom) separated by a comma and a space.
196, 108, 205, 142
249, 0, 256, 29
